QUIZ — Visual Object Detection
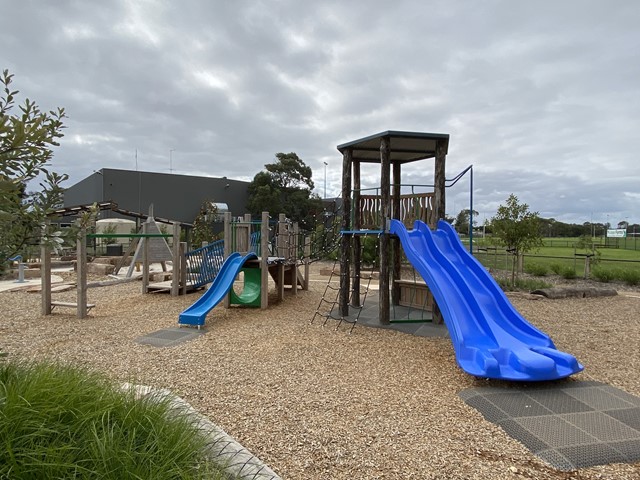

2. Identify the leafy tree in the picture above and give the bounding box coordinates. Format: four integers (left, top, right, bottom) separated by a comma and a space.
490, 194, 543, 285
247, 152, 322, 230
454, 208, 478, 235
1, 70, 67, 272
192, 200, 219, 246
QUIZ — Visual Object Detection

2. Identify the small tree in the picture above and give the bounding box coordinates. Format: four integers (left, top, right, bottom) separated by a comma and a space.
0, 70, 67, 272
490, 194, 543, 286
192, 200, 219, 246
454, 208, 479, 236
247, 152, 322, 230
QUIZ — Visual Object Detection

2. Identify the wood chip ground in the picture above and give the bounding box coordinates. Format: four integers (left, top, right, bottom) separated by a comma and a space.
1, 265, 639, 479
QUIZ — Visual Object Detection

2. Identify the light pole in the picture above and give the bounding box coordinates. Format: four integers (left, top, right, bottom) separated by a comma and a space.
323, 161, 328, 199
169, 149, 175, 173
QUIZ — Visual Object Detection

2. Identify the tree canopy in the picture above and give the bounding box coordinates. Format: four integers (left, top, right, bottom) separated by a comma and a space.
490, 193, 543, 284
247, 152, 322, 230
454, 208, 479, 236
1, 69, 67, 270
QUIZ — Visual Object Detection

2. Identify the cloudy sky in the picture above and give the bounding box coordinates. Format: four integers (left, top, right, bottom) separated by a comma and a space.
3, 0, 639, 226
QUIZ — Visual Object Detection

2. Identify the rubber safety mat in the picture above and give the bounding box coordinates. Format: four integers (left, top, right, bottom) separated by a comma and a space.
460, 381, 640, 470
135, 327, 206, 348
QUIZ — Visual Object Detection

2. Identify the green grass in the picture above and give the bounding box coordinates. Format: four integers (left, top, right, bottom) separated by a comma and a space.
523, 262, 548, 276
494, 275, 552, 292
0, 361, 228, 480
473, 237, 640, 279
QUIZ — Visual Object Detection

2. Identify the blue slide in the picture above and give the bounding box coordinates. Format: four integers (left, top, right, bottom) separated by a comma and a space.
178, 252, 258, 327
389, 219, 583, 381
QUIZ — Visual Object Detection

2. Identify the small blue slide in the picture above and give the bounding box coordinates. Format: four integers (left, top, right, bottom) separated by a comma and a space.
179, 252, 258, 328
390, 219, 583, 381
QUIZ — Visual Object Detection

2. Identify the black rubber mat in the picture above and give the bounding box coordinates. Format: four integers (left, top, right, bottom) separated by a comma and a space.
135, 327, 206, 347
460, 381, 640, 470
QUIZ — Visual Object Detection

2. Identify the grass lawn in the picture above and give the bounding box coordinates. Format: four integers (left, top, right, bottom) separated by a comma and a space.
469, 237, 640, 279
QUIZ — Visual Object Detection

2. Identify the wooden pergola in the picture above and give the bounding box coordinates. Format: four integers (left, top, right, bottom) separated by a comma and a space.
337, 130, 449, 324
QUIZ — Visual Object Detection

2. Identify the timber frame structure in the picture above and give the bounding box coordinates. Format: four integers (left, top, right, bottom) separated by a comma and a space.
337, 130, 449, 324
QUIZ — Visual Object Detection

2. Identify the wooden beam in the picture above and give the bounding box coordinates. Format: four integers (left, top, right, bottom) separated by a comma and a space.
392, 161, 401, 306
223, 212, 232, 308
260, 211, 269, 309
339, 149, 352, 317
142, 221, 149, 294
379, 136, 391, 324
352, 161, 361, 307
434, 139, 447, 226
77, 229, 88, 318
171, 222, 180, 296
41, 241, 51, 316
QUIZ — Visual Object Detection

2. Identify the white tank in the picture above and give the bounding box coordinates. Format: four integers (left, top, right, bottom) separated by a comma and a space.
96, 218, 137, 245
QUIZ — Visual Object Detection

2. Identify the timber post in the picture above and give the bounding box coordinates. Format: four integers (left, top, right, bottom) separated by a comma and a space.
223, 212, 232, 308
339, 148, 352, 317
434, 140, 447, 226
41, 228, 52, 316
260, 211, 269, 309
352, 161, 361, 307
379, 136, 391, 324
171, 221, 180, 296
76, 228, 88, 318
392, 161, 402, 306
141, 221, 149, 294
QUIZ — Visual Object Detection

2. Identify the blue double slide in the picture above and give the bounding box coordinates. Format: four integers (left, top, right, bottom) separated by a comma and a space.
390, 219, 583, 381
178, 252, 257, 328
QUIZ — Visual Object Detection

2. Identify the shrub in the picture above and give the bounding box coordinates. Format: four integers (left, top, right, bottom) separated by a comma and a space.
549, 262, 563, 275
618, 269, 640, 286
495, 276, 552, 292
591, 266, 617, 283
524, 262, 548, 276
560, 267, 577, 279
0, 361, 227, 479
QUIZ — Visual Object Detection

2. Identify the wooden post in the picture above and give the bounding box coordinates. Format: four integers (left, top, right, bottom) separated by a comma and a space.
379, 136, 391, 324
41, 242, 51, 315
339, 149, 352, 317
171, 222, 180, 296
142, 221, 149, 294
277, 263, 285, 301
260, 211, 269, 309
242, 213, 252, 254
584, 256, 591, 279
352, 161, 361, 307
303, 235, 310, 290
277, 213, 287, 259
223, 212, 232, 308
180, 242, 187, 295
223, 212, 232, 258
392, 161, 402, 306
77, 228, 88, 318
434, 139, 447, 226
290, 222, 298, 295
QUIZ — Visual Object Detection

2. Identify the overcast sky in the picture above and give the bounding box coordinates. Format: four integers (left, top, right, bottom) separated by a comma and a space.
3, 0, 639, 226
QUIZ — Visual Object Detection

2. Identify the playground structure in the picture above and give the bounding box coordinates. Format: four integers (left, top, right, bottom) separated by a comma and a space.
318, 129, 583, 381
178, 211, 310, 327
41, 210, 309, 320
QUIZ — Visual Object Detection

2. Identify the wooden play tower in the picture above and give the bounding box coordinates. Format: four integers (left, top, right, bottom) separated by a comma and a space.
337, 130, 449, 324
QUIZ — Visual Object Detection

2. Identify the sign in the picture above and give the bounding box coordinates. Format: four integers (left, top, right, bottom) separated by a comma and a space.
607, 229, 627, 238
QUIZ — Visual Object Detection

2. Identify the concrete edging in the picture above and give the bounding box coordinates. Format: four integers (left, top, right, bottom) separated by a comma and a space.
124, 384, 281, 480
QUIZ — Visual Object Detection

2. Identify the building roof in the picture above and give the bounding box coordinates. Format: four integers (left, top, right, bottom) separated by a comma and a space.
336, 130, 449, 164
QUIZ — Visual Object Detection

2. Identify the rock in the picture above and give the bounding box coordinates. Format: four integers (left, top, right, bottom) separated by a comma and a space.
87, 263, 115, 275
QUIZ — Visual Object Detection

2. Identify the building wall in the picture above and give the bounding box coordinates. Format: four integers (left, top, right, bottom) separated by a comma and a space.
64, 168, 251, 224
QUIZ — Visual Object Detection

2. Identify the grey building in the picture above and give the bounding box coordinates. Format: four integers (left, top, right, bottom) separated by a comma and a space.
64, 168, 251, 224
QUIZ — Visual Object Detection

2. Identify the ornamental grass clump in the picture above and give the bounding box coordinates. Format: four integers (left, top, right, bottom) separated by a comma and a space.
0, 360, 227, 480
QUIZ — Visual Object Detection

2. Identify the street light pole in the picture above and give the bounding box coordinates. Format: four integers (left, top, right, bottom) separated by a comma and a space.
323, 161, 328, 199
169, 149, 175, 173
